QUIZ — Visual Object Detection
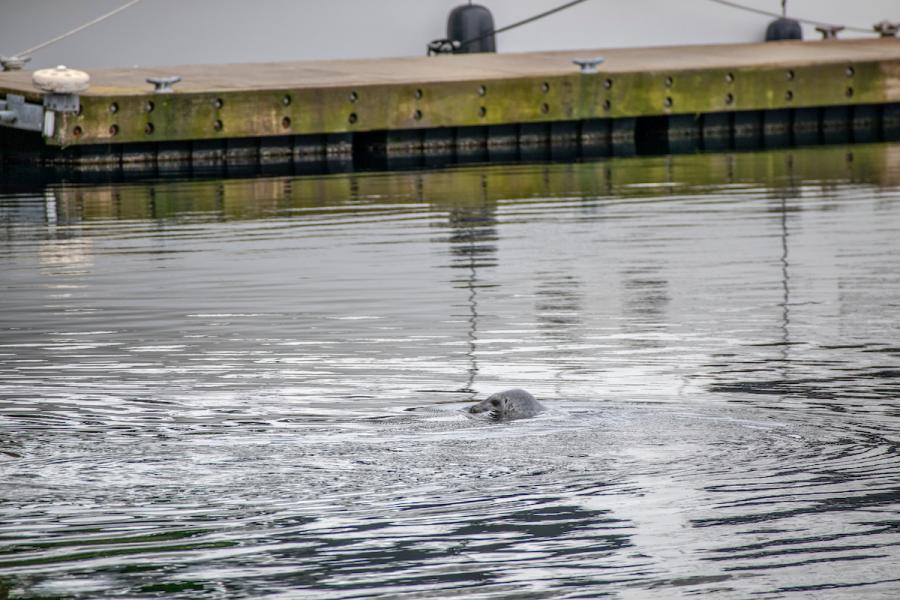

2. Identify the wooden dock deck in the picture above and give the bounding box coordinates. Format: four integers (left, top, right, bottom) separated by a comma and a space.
1, 38, 899, 166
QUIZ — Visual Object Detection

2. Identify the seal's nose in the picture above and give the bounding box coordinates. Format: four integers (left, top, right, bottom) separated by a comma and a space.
467, 403, 483, 414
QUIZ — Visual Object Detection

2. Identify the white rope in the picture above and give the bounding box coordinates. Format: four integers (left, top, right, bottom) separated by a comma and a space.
16, 0, 143, 58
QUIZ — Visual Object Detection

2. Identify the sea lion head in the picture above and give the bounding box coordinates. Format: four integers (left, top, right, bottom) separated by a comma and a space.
467, 388, 544, 420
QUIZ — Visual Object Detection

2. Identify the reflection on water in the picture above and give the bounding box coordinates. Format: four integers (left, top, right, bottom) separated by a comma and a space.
445, 178, 497, 397
2, 144, 900, 598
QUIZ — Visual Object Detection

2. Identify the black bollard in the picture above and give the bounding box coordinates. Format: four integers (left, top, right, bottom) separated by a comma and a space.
447, 4, 496, 53
766, 0, 802, 41
766, 18, 802, 41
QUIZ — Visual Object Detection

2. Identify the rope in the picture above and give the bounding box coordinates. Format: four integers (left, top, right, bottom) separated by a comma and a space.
458, 0, 593, 50
15, 0, 143, 58
707, 0, 871, 34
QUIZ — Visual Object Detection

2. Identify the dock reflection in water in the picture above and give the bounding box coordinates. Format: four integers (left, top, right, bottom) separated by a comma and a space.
2, 144, 900, 598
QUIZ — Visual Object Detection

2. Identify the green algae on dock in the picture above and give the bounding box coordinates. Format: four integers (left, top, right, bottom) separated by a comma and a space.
1, 38, 899, 165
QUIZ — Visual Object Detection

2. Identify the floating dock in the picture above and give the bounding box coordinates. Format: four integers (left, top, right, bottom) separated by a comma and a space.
1, 38, 899, 167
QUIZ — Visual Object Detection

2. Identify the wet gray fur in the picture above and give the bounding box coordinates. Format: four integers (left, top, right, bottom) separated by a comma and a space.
467, 389, 545, 420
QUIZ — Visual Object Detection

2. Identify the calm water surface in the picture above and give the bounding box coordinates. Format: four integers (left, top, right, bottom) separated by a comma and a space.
2, 145, 900, 598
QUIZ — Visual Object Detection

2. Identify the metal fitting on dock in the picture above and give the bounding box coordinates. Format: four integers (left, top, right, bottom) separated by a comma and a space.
147, 76, 182, 93
873, 21, 899, 37
816, 25, 844, 39
0, 66, 87, 140
0, 95, 42, 131
32, 65, 90, 94
0, 55, 30, 72
572, 57, 604, 74
0, 101, 15, 124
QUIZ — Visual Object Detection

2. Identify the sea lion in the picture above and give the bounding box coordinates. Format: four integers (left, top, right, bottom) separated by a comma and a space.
467, 388, 545, 420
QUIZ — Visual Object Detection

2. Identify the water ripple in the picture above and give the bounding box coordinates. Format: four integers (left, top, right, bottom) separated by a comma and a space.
2, 146, 900, 598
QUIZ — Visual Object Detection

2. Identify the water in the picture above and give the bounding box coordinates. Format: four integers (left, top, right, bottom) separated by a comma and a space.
2, 145, 900, 598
